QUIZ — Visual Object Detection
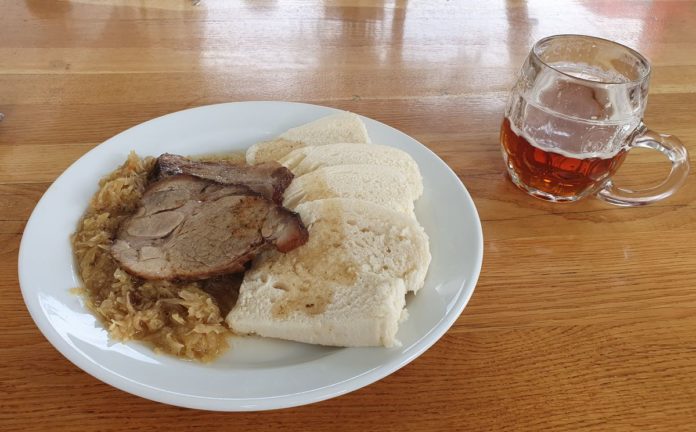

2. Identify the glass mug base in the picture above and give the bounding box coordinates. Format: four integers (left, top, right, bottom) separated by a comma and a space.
504, 160, 588, 203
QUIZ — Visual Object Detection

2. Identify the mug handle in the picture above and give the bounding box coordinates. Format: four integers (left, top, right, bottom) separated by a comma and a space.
597, 124, 690, 206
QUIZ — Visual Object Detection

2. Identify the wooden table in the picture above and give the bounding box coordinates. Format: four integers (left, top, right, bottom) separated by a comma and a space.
2, 1, 695, 430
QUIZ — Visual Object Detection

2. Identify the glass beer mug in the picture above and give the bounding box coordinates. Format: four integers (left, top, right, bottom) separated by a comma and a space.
501, 35, 689, 206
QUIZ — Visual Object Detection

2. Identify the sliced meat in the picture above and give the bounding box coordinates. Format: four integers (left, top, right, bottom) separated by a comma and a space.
154, 153, 293, 204
112, 174, 308, 281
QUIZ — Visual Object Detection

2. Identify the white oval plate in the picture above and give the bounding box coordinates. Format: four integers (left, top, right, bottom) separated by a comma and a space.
19, 101, 483, 411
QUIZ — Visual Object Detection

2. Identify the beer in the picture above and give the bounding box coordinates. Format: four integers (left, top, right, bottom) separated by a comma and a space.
500, 117, 627, 199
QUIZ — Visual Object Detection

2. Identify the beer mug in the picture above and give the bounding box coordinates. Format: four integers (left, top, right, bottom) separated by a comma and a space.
501, 35, 689, 206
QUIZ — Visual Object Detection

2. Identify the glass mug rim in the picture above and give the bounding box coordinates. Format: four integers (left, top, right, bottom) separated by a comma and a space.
531, 34, 651, 87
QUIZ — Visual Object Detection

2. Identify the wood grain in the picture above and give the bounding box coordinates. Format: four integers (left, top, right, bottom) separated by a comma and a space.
2, 1, 696, 431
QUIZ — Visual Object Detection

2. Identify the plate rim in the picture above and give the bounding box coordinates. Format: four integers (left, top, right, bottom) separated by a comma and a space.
18, 101, 483, 411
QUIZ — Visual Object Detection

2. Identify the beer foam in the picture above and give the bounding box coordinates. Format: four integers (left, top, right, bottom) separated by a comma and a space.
507, 118, 624, 160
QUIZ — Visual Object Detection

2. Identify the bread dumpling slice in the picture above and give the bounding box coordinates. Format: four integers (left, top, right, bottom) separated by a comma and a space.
230, 273, 407, 347
226, 198, 432, 347
246, 112, 370, 164
279, 143, 423, 198
282, 164, 419, 215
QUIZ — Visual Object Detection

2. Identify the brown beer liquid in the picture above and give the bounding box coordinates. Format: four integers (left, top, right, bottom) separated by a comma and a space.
500, 117, 627, 198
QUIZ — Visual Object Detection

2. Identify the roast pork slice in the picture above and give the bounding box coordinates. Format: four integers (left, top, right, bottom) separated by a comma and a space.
111, 175, 308, 281
154, 153, 293, 204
